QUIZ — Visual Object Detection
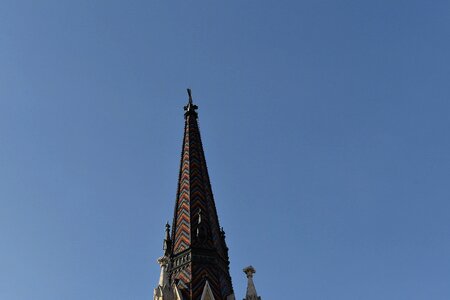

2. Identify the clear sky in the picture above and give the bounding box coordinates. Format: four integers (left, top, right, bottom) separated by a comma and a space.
1, 1, 449, 299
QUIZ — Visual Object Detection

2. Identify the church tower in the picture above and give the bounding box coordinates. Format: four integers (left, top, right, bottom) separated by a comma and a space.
153, 90, 261, 300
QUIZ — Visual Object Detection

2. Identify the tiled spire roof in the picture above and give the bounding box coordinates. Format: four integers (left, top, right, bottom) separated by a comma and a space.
168, 90, 234, 300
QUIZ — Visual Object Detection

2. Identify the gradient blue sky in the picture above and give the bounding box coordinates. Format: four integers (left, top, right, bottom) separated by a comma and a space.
1, 1, 450, 299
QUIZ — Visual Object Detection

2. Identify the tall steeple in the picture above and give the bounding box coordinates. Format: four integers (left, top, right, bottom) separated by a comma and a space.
160, 90, 234, 300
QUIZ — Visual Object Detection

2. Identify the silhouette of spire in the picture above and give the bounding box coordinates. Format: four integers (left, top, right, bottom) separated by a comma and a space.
168, 92, 234, 299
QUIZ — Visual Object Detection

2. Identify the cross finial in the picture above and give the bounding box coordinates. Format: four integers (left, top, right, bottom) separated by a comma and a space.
243, 266, 256, 278
184, 88, 198, 116
187, 88, 193, 104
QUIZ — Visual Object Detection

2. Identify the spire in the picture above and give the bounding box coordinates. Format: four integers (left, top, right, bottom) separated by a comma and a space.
243, 266, 261, 300
167, 91, 234, 300
163, 222, 172, 256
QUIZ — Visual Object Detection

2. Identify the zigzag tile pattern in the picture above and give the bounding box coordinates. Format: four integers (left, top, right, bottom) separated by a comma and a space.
191, 264, 221, 300
168, 107, 234, 300
173, 121, 192, 254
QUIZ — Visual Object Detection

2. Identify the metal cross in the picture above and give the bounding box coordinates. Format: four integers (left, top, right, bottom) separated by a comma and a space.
187, 88, 193, 104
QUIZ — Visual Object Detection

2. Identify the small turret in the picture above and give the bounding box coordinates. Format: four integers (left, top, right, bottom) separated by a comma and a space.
154, 225, 182, 300
154, 256, 173, 300
243, 266, 261, 300
157, 256, 170, 288
163, 222, 172, 256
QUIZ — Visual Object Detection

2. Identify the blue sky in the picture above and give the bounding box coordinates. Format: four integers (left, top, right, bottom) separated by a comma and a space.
1, 1, 450, 299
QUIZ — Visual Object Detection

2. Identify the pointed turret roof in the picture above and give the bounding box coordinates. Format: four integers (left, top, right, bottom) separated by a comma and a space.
243, 266, 261, 300
167, 90, 234, 300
